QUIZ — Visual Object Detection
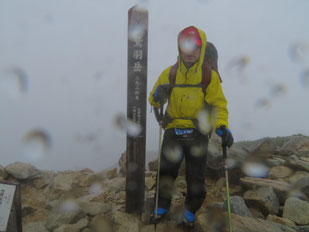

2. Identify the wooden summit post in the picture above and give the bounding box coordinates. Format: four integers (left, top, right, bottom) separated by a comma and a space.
126, 5, 148, 214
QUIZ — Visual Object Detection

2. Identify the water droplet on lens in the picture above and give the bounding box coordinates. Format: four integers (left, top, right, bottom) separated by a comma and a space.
289, 42, 308, 63
128, 162, 138, 173
164, 144, 182, 163
60, 199, 78, 213
128, 23, 145, 42
300, 69, 309, 89
179, 38, 197, 53
242, 158, 269, 178
114, 114, 142, 137
256, 98, 271, 109
191, 145, 206, 158
22, 129, 52, 162
270, 84, 288, 97
197, 108, 212, 134
0, 67, 28, 98
127, 181, 137, 191
89, 182, 103, 196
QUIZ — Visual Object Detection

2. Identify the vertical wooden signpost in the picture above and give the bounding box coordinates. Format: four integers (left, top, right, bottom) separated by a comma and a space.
126, 5, 148, 215
0, 181, 22, 232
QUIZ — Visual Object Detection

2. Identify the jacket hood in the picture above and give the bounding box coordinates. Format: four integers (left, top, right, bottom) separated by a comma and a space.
177, 26, 207, 71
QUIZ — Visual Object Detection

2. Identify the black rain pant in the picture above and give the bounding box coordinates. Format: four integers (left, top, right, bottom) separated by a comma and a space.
156, 128, 208, 214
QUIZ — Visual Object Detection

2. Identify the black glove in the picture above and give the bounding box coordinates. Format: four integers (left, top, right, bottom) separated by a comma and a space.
154, 84, 170, 104
216, 125, 234, 148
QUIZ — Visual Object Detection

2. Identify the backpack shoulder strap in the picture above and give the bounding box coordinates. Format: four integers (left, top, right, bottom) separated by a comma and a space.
168, 61, 179, 95
169, 62, 179, 88
201, 62, 212, 95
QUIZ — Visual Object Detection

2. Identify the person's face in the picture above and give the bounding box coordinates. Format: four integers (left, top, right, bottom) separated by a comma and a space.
180, 46, 201, 66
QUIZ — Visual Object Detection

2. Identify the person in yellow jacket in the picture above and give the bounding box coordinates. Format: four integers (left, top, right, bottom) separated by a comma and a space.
149, 26, 234, 227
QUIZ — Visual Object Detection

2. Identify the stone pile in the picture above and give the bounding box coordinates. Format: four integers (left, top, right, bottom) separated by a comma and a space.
0, 134, 309, 232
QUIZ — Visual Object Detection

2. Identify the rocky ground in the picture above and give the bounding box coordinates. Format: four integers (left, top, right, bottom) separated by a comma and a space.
1, 134, 309, 232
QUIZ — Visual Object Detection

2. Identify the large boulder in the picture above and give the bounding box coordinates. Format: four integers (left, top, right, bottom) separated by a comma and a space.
0, 165, 8, 179
282, 135, 309, 151
53, 218, 89, 232
240, 177, 292, 204
23, 222, 49, 232
243, 186, 280, 216
268, 166, 294, 179
248, 137, 278, 155
223, 196, 253, 217
45, 200, 85, 231
283, 197, 309, 225
5, 162, 40, 180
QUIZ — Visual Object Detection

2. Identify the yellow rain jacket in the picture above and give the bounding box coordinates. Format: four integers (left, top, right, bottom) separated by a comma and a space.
149, 26, 229, 131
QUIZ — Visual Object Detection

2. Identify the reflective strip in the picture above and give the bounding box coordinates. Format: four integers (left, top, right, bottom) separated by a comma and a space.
175, 129, 193, 135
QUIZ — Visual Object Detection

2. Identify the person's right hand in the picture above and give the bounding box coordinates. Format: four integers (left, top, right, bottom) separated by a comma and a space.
154, 84, 170, 103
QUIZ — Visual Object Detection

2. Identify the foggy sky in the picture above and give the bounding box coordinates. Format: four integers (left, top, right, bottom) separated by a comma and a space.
0, 0, 309, 172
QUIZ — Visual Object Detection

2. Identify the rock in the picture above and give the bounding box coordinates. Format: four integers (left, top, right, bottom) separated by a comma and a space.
78, 201, 112, 216
103, 177, 125, 192
98, 168, 117, 180
23, 222, 49, 232
243, 186, 280, 216
0, 165, 8, 179
33, 170, 55, 189
282, 135, 309, 151
5, 162, 40, 180
288, 171, 309, 185
223, 196, 253, 217
283, 197, 309, 225
113, 211, 140, 232
230, 213, 297, 232
249, 137, 278, 155
145, 177, 156, 190
287, 158, 309, 172
118, 152, 126, 176
240, 177, 292, 204
89, 214, 114, 232
293, 176, 309, 199
268, 166, 294, 179
249, 208, 265, 219
266, 214, 296, 227
52, 171, 81, 191
53, 218, 89, 232
148, 159, 157, 172
45, 202, 85, 231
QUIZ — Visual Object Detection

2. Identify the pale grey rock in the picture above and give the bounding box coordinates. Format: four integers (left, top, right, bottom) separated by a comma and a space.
223, 196, 253, 217
287, 158, 309, 172
283, 197, 309, 225
282, 135, 309, 151
5, 162, 40, 180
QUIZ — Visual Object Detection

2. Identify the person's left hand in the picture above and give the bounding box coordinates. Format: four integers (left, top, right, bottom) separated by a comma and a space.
216, 125, 234, 148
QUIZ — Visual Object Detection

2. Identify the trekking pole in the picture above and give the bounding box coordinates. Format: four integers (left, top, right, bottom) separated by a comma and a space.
154, 104, 164, 230
223, 146, 233, 232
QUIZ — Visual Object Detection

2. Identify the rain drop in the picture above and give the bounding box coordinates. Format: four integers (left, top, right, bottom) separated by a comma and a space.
0, 67, 28, 98
256, 98, 271, 109
288, 42, 308, 63
270, 84, 288, 97
128, 23, 146, 42
163, 144, 183, 163
114, 114, 142, 137
22, 129, 52, 162
242, 159, 269, 178
179, 38, 198, 53
89, 182, 103, 196
60, 199, 78, 213
300, 69, 309, 89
